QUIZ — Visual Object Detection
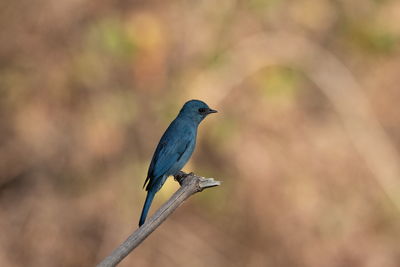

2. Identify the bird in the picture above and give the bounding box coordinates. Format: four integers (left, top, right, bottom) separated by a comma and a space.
139, 100, 217, 227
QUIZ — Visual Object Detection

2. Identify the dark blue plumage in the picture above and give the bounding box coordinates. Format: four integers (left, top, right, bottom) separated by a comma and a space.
139, 100, 217, 226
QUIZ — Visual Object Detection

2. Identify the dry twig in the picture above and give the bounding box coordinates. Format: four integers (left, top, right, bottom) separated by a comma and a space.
97, 172, 221, 267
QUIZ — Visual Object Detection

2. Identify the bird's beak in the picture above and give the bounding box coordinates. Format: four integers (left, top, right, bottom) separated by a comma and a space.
207, 108, 218, 114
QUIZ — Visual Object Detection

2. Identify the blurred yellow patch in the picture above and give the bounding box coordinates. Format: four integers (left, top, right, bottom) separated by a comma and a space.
254, 66, 302, 104
126, 12, 164, 52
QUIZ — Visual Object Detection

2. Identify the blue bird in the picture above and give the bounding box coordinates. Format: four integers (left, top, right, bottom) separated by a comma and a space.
139, 100, 217, 227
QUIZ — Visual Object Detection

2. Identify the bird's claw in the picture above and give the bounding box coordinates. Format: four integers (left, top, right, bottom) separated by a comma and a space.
174, 171, 195, 185
174, 171, 186, 185
174, 171, 186, 179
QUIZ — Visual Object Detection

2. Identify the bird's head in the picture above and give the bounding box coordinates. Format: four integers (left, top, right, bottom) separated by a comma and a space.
179, 100, 218, 124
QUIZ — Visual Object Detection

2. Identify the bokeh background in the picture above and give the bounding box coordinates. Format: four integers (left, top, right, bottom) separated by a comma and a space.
1, 0, 400, 266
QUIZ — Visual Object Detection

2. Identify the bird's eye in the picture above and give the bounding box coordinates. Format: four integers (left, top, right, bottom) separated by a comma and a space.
198, 108, 207, 114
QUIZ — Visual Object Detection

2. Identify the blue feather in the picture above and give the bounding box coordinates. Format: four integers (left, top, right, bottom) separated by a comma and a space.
139, 190, 156, 227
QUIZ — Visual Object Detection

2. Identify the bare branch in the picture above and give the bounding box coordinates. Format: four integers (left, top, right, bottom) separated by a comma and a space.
97, 172, 221, 267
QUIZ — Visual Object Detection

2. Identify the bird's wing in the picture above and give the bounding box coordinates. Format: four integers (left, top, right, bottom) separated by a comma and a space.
144, 121, 193, 190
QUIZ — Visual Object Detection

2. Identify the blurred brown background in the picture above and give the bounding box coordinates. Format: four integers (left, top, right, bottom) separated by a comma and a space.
1, 0, 400, 266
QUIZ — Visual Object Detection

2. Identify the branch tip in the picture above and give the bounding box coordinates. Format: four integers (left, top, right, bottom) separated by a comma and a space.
199, 177, 221, 189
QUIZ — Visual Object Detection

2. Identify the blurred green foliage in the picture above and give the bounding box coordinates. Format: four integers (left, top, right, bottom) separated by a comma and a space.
257, 67, 302, 100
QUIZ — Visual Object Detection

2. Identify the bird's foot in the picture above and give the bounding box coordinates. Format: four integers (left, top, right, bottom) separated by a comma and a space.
174, 171, 194, 186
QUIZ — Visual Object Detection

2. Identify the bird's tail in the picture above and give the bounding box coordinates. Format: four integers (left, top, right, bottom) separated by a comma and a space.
139, 190, 156, 227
